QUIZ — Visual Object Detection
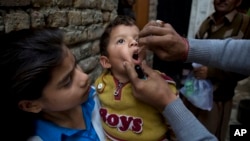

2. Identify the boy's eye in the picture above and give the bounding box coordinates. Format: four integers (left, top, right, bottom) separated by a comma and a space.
117, 39, 125, 44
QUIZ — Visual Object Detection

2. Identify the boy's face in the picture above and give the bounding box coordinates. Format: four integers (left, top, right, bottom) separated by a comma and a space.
100, 25, 146, 81
214, 0, 241, 13
36, 46, 91, 113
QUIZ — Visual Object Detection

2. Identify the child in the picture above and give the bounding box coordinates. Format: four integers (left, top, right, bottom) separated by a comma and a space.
0, 28, 105, 141
95, 15, 178, 141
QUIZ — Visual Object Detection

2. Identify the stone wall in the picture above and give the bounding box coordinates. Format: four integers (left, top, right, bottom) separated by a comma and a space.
0, 0, 157, 84
148, 0, 157, 21
145, 0, 157, 67
0, 0, 118, 83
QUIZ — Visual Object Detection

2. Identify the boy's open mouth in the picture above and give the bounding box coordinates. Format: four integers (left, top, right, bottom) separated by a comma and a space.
132, 53, 138, 60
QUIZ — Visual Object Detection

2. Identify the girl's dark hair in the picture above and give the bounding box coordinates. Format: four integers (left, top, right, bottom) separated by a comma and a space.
99, 15, 136, 56
0, 28, 64, 140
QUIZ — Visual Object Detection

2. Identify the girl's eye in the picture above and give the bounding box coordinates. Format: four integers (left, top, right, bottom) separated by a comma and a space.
117, 39, 125, 44
64, 75, 73, 87
64, 67, 77, 88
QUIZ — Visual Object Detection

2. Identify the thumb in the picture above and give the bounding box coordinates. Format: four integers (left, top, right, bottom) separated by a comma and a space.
123, 61, 139, 85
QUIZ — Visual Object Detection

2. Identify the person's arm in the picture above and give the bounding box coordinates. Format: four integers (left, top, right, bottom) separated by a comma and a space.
187, 38, 250, 75
163, 98, 217, 141
123, 61, 218, 141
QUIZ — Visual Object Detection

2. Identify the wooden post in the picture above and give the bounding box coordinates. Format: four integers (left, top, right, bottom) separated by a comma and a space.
133, 0, 149, 30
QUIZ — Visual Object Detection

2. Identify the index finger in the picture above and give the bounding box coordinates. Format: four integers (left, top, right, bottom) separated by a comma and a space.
138, 35, 166, 49
139, 25, 165, 38
139, 24, 173, 48
139, 21, 170, 38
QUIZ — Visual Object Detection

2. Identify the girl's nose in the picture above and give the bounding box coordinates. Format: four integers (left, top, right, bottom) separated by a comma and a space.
79, 74, 89, 88
76, 67, 89, 88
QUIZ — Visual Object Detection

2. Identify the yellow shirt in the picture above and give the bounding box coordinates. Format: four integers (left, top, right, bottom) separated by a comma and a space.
95, 70, 177, 141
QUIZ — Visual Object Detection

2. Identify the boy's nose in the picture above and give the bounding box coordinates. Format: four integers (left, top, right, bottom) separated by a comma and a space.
130, 40, 138, 47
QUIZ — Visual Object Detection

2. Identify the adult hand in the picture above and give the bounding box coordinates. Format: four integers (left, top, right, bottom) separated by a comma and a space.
123, 61, 178, 111
193, 66, 208, 79
138, 21, 189, 61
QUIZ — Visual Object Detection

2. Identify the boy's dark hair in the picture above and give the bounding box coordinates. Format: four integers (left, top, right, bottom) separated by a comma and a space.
99, 15, 136, 56
0, 28, 64, 140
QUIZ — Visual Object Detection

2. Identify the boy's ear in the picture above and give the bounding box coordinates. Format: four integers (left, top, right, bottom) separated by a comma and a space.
100, 56, 111, 69
18, 100, 42, 113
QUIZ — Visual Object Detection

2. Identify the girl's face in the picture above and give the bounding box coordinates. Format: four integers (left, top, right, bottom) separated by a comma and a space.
38, 46, 90, 112
100, 25, 146, 82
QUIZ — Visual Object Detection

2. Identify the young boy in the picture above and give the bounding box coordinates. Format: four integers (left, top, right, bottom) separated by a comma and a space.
95, 15, 178, 141
0, 28, 105, 141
